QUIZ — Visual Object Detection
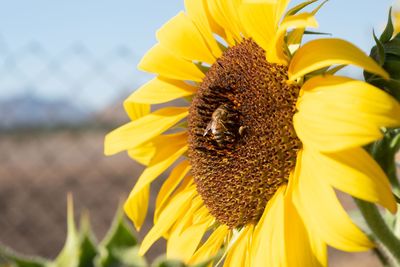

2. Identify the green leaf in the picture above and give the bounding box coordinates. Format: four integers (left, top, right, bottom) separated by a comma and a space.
283, 39, 292, 60
368, 128, 400, 196
303, 30, 331, 35
384, 59, 400, 79
172, 121, 188, 130
1, 198, 150, 267
77, 212, 98, 267
0, 244, 50, 267
52, 196, 100, 267
365, 21, 400, 101
183, 96, 194, 103
149, 255, 214, 267
151, 257, 185, 267
348, 209, 370, 235
372, 30, 386, 66
109, 247, 146, 267
189, 262, 212, 267
195, 63, 210, 74
380, 7, 394, 43
394, 194, 400, 204
303, 66, 331, 81
55, 194, 81, 267
383, 38, 400, 56
363, 73, 400, 102
285, 0, 328, 17
285, 0, 318, 16
383, 79, 400, 101
95, 206, 146, 267
310, 0, 328, 15
326, 65, 346, 75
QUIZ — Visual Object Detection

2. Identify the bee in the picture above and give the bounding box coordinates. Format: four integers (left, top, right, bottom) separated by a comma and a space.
204, 104, 244, 146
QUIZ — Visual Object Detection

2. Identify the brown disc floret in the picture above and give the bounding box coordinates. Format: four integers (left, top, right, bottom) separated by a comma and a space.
188, 39, 302, 228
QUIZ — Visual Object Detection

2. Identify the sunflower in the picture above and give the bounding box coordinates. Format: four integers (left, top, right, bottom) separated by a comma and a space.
395, 9, 400, 34
105, 0, 400, 266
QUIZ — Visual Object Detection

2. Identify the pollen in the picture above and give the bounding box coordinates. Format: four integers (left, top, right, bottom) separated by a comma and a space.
188, 39, 302, 228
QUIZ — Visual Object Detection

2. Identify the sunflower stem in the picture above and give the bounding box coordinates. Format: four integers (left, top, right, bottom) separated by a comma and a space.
354, 198, 400, 266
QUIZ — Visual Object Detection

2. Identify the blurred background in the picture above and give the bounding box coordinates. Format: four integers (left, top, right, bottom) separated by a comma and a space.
0, 0, 398, 266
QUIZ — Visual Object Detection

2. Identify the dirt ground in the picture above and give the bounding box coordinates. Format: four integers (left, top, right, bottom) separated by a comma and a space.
0, 130, 169, 261
0, 130, 395, 266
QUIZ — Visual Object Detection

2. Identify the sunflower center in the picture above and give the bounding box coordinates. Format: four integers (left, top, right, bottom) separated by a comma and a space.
188, 39, 301, 228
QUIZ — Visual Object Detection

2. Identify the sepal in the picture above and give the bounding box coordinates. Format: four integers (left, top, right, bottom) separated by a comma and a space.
364, 8, 400, 101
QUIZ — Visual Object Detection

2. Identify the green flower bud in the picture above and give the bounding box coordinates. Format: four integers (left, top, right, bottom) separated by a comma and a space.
365, 7, 400, 101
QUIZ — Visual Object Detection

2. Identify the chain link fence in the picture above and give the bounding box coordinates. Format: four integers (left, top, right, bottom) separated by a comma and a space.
0, 41, 168, 259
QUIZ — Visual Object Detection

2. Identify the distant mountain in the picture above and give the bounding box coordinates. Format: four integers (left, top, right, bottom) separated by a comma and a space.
93, 95, 128, 125
0, 94, 90, 129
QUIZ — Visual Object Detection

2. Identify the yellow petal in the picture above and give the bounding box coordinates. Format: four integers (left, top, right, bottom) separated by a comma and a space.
126, 77, 197, 104
127, 141, 155, 166
217, 0, 245, 38
125, 133, 187, 230
167, 205, 214, 263
289, 38, 389, 81
129, 132, 188, 200
287, 28, 305, 54
284, 0, 326, 55
139, 186, 197, 255
201, 0, 226, 39
293, 148, 373, 251
193, 205, 213, 224
124, 184, 149, 231
161, 192, 200, 240
284, 179, 327, 267
104, 107, 188, 155
167, 221, 211, 263
206, 0, 241, 45
395, 12, 400, 34
308, 229, 328, 267
294, 75, 400, 152
224, 225, 254, 267
188, 224, 230, 265
166, 196, 204, 236
157, 12, 216, 64
285, 150, 328, 266
238, 2, 276, 53
274, 0, 290, 25
305, 147, 396, 213
393, 10, 400, 34
252, 186, 286, 267
168, 197, 204, 234
127, 132, 188, 166
138, 44, 205, 82
271, 12, 318, 64
155, 160, 191, 217
184, 0, 223, 58
123, 102, 150, 122
155, 175, 195, 224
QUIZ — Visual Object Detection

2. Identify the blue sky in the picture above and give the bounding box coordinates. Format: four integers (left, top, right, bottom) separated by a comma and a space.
0, 0, 397, 109
0, 0, 396, 56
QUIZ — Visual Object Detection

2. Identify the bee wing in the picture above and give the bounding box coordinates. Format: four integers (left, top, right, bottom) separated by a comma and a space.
204, 121, 212, 136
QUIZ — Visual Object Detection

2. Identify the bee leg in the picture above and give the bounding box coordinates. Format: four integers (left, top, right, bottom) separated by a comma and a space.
225, 130, 236, 137
219, 122, 228, 131
204, 123, 212, 136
